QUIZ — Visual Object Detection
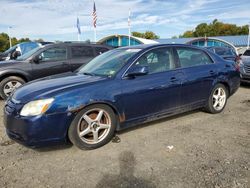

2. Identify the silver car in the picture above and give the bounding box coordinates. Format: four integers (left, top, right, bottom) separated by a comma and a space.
240, 49, 250, 84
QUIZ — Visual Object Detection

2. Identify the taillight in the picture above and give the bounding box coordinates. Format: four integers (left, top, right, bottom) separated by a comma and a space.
235, 56, 241, 62
235, 62, 240, 72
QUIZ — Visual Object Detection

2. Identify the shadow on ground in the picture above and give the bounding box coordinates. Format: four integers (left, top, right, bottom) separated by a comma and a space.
96, 151, 156, 188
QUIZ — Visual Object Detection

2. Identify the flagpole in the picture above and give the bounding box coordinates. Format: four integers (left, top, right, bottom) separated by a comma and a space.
247, 23, 250, 49
8, 26, 12, 48
94, 28, 97, 43
128, 9, 131, 46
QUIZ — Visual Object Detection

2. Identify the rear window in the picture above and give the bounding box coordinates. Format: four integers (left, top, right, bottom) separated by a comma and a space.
215, 48, 235, 56
243, 50, 250, 56
71, 46, 94, 58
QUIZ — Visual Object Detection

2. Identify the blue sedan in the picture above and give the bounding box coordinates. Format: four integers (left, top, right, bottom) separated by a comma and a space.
4, 44, 240, 149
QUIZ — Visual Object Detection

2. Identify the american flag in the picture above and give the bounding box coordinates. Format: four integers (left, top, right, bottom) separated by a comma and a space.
92, 2, 97, 28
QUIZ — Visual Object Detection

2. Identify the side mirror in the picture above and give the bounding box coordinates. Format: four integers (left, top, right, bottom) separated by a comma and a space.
12, 51, 21, 59
239, 53, 242, 56
33, 55, 42, 63
125, 65, 149, 78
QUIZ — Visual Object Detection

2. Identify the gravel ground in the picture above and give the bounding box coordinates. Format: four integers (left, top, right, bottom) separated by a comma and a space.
0, 86, 249, 188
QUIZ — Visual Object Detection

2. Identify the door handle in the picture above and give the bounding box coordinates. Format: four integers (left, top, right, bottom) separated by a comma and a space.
225, 64, 231, 68
209, 70, 215, 75
170, 77, 178, 82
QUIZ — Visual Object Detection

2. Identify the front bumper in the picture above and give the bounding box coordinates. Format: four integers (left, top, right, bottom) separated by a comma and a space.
241, 73, 250, 83
3, 99, 74, 147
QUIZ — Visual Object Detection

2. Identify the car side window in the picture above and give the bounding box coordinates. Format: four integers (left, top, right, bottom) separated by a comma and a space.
71, 46, 94, 58
39, 47, 67, 62
95, 47, 109, 55
133, 48, 176, 74
243, 50, 250, 56
176, 48, 213, 68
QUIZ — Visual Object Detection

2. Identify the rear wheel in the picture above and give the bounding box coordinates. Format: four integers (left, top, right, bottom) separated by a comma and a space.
205, 84, 228, 114
68, 104, 117, 150
0, 76, 25, 100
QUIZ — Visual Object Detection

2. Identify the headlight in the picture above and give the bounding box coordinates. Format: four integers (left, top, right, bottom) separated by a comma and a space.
20, 98, 54, 116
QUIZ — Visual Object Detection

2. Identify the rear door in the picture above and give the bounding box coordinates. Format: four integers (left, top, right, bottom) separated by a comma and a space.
175, 47, 217, 107
31, 46, 70, 79
69, 45, 95, 71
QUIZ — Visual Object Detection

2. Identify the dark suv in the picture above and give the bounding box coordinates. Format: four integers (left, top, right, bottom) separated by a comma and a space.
0, 42, 112, 99
239, 49, 250, 84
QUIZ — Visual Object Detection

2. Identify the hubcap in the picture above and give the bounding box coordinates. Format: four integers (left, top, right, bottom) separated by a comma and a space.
212, 87, 226, 111
77, 108, 111, 144
3, 81, 22, 97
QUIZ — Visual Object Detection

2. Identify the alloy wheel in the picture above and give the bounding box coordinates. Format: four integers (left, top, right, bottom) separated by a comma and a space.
77, 108, 111, 144
212, 87, 226, 111
3, 81, 22, 97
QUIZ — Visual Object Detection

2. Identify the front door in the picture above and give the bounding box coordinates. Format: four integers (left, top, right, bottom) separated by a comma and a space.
31, 46, 70, 79
121, 47, 182, 122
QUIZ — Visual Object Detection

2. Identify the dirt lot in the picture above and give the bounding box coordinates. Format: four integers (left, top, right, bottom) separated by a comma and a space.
0, 86, 249, 188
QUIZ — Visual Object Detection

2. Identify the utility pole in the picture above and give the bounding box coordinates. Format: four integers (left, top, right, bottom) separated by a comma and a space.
8, 26, 12, 48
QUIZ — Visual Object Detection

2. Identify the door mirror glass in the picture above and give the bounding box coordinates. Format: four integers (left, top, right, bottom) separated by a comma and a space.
125, 65, 149, 77
33, 55, 42, 63
11, 51, 21, 59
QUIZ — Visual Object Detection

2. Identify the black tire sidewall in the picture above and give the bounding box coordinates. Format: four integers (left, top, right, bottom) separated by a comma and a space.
207, 84, 228, 114
0, 76, 25, 100
68, 104, 117, 150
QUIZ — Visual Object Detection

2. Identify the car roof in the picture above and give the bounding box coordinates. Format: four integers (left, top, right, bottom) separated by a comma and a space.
118, 43, 195, 50
43, 42, 112, 48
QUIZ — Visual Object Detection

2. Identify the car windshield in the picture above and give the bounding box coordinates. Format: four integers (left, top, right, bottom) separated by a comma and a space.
3, 45, 17, 55
16, 46, 42, 61
78, 48, 141, 77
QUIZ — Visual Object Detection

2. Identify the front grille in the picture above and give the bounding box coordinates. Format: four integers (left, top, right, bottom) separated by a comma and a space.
244, 64, 250, 74
5, 99, 16, 114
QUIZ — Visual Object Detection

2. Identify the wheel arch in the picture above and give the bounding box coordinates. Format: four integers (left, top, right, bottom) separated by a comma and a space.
0, 71, 30, 83
83, 101, 123, 124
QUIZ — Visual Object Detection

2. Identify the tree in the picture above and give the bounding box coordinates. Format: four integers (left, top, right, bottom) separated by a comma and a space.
179, 19, 249, 38
0, 33, 36, 52
132, 31, 159, 39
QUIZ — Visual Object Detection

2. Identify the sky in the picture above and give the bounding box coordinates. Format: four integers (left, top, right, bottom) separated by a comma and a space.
0, 0, 249, 42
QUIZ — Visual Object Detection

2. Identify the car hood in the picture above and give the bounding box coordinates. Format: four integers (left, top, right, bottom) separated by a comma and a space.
0, 60, 23, 66
12, 72, 107, 103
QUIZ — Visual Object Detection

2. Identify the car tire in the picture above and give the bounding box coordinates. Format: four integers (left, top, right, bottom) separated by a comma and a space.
204, 84, 228, 114
68, 104, 117, 150
0, 76, 25, 100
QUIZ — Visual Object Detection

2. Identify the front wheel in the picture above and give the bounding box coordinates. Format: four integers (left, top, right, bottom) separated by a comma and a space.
68, 104, 117, 150
0, 76, 25, 100
205, 84, 228, 114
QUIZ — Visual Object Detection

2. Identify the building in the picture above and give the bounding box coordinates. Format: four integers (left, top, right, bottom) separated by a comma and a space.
156, 35, 249, 54
98, 34, 249, 54
98, 34, 157, 47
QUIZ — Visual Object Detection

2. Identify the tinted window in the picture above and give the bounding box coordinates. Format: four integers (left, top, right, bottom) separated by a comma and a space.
215, 48, 235, 56
95, 47, 109, 55
134, 48, 175, 74
243, 50, 250, 56
40, 47, 67, 62
71, 46, 94, 58
177, 48, 213, 68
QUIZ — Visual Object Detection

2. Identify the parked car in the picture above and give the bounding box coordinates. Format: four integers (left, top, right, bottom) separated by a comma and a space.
4, 44, 240, 150
239, 49, 250, 84
0, 42, 51, 61
0, 42, 112, 99
205, 46, 240, 63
